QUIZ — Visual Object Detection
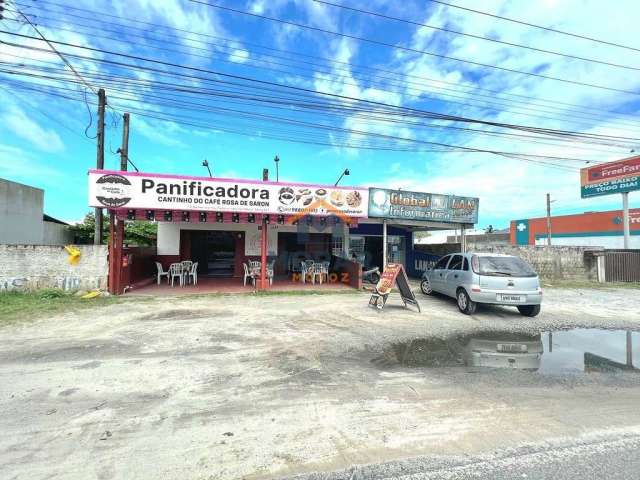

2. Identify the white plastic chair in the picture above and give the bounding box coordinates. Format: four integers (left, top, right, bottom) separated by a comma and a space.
155, 262, 169, 285
312, 262, 325, 284
301, 260, 315, 284
169, 263, 183, 287
243, 263, 256, 287
185, 262, 198, 286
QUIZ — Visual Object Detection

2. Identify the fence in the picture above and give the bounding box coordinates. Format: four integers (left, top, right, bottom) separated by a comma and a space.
604, 250, 640, 282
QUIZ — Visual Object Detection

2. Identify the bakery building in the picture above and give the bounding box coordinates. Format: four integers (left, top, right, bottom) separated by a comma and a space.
88, 170, 479, 294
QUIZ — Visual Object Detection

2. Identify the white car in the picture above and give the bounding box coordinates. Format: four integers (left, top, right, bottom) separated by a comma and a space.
420, 252, 543, 316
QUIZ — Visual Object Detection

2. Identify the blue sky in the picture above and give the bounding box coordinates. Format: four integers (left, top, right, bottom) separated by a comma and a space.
1, 0, 639, 227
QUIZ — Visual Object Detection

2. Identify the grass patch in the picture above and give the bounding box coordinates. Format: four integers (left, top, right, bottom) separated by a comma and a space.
0, 290, 121, 326
542, 280, 640, 290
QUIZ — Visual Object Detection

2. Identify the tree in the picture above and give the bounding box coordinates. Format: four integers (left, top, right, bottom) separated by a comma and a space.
69, 213, 157, 246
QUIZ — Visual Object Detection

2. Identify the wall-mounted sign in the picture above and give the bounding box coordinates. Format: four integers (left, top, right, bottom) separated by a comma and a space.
581, 156, 640, 198
368, 188, 479, 224
88, 170, 369, 217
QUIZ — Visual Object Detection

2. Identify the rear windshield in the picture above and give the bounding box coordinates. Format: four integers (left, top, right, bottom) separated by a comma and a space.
477, 256, 537, 277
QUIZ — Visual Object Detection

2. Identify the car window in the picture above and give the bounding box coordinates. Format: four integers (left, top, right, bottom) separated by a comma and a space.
433, 256, 450, 269
448, 255, 463, 270
478, 256, 537, 277
463, 257, 469, 271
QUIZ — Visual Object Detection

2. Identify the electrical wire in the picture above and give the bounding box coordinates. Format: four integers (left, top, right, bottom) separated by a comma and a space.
313, 0, 640, 72
188, 0, 640, 96
423, 0, 640, 53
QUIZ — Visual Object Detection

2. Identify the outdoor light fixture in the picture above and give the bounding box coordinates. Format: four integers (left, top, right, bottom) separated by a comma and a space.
127, 209, 136, 220
146, 210, 155, 221
277, 215, 285, 225
202, 159, 212, 177
232, 213, 240, 223
182, 211, 190, 222
334, 168, 350, 186
248, 213, 256, 223
199, 212, 207, 222
264, 214, 270, 224
274, 154, 280, 182
216, 212, 224, 223
164, 211, 172, 222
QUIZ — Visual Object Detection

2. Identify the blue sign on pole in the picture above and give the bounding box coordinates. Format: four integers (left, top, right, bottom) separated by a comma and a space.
368, 188, 479, 224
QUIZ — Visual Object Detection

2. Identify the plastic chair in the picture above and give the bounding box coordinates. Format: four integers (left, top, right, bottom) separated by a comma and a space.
301, 260, 315, 284
312, 262, 325, 284
155, 262, 169, 285
169, 263, 183, 287
243, 263, 256, 287
185, 262, 198, 286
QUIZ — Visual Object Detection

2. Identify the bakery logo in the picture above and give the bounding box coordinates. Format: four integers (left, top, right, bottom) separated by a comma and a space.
95, 174, 132, 208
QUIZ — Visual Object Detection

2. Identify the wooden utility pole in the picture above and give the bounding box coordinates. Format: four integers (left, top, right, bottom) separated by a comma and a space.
94, 88, 106, 245
119, 112, 130, 171
546, 193, 552, 246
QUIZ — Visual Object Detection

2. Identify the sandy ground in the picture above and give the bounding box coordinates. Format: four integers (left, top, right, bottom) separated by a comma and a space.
1, 288, 640, 479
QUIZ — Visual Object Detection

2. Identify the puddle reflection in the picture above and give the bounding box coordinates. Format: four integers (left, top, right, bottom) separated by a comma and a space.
390, 329, 640, 375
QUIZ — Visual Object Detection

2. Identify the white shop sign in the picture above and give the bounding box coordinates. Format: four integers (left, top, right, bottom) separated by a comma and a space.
88, 170, 368, 218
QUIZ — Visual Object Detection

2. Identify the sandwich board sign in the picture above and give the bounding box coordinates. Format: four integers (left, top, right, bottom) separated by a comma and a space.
368, 263, 421, 312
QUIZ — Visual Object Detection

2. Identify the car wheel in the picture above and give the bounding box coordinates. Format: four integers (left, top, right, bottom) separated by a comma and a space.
420, 278, 433, 295
456, 288, 477, 315
517, 305, 541, 317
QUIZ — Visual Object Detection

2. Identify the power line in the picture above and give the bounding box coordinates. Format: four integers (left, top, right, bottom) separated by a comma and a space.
12, 0, 640, 125
188, 0, 640, 96
313, 0, 640, 72
8, 14, 640, 134
3, 32, 638, 147
423, 0, 640, 53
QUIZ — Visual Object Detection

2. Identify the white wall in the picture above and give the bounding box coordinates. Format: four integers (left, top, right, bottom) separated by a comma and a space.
535, 235, 640, 249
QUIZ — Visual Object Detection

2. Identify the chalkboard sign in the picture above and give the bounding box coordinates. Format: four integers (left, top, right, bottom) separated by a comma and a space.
369, 263, 421, 312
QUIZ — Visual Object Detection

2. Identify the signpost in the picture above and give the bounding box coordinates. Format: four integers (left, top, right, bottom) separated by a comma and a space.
580, 155, 640, 248
369, 263, 421, 312
368, 188, 479, 224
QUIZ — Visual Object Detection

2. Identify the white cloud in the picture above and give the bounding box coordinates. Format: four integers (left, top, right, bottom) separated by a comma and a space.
1, 106, 65, 153
229, 49, 250, 64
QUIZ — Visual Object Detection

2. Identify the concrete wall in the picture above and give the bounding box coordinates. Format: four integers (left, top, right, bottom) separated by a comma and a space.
0, 245, 108, 292
534, 235, 640, 249
472, 245, 602, 282
43, 221, 73, 245
0, 178, 44, 245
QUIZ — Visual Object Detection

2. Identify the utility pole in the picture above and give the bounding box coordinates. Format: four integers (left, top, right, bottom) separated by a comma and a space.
622, 192, 630, 249
109, 112, 129, 295
119, 112, 129, 171
260, 169, 268, 289
546, 193, 552, 246
94, 88, 106, 245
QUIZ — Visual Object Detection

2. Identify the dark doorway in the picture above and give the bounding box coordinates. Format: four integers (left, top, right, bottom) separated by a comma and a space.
364, 236, 383, 271
191, 231, 236, 277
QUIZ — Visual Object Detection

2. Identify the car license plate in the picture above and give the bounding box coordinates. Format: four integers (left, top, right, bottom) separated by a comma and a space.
498, 294, 525, 302
497, 343, 527, 353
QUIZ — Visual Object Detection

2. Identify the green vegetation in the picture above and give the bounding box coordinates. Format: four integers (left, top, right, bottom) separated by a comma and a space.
69, 212, 157, 246
0, 290, 120, 325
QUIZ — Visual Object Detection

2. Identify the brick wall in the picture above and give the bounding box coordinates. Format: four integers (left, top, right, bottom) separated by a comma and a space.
0, 244, 108, 292
472, 245, 602, 281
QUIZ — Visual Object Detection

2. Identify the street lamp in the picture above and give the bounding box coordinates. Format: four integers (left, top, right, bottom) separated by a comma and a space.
335, 168, 350, 186
202, 159, 212, 177
274, 154, 280, 182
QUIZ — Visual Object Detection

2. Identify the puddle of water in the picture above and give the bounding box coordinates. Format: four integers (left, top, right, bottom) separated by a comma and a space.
388, 329, 639, 375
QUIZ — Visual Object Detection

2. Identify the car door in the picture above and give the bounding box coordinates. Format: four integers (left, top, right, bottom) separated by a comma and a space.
443, 254, 463, 297
430, 255, 451, 293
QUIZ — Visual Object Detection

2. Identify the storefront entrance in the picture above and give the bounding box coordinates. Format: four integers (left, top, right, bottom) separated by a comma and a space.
191, 231, 236, 277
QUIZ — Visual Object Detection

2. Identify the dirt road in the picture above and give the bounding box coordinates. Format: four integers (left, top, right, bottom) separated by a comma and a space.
1, 289, 639, 479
